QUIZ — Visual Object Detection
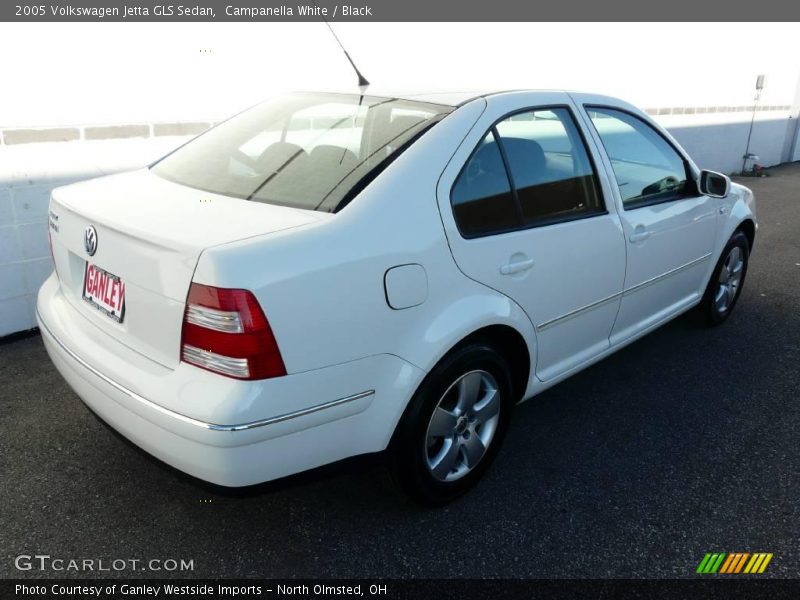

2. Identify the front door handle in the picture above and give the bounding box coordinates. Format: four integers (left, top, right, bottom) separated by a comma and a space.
500, 258, 535, 275
629, 227, 651, 243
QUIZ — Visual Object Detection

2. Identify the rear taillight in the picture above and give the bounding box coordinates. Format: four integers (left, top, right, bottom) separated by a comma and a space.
180, 283, 286, 380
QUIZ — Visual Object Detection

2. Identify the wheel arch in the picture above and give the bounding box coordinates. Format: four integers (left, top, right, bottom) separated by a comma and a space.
451, 324, 532, 403
387, 321, 532, 454
736, 218, 756, 251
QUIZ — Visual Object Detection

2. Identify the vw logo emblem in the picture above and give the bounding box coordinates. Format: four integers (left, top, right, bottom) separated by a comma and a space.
84, 226, 98, 256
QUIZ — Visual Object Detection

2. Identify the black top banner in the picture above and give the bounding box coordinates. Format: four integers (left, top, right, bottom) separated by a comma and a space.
3, 0, 800, 21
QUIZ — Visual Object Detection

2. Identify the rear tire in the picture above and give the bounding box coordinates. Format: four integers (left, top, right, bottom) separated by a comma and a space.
390, 343, 514, 506
700, 230, 750, 326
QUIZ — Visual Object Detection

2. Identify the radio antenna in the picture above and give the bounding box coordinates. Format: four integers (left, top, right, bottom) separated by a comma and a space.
314, 2, 369, 87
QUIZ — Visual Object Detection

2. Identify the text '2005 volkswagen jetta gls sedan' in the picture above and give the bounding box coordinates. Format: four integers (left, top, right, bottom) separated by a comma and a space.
39, 90, 756, 504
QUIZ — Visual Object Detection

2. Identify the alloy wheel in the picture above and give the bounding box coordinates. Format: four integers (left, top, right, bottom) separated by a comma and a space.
715, 246, 745, 314
424, 370, 501, 482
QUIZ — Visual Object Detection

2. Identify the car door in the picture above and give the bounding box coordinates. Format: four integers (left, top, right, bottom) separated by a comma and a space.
573, 97, 718, 344
437, 92, 626, 382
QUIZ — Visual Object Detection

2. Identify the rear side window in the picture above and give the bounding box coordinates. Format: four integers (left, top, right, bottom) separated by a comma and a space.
586, 107, 692, 208
451, 131, 519, 237
152, 93, 452, 213
451, 107, 604, 238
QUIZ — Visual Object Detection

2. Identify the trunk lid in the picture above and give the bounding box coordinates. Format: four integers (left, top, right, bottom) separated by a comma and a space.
49, 168, 326, 368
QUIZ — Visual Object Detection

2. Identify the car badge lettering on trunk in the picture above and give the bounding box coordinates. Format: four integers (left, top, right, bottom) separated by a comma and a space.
84, 226, 98, 256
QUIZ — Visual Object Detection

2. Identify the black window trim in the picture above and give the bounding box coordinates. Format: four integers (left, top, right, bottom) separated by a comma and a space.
450, 104, 609, 240
583, 104, 700, 212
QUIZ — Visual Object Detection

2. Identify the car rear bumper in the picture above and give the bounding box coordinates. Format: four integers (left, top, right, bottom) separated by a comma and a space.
37, 274, 424, 486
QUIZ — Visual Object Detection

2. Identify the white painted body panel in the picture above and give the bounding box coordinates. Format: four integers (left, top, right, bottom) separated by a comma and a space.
38, 89, 757, 487
607, 194, 717, 344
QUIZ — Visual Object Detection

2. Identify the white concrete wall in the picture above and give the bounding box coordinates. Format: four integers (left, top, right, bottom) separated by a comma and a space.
0, 185, 53, 337
659, 110, 797, 173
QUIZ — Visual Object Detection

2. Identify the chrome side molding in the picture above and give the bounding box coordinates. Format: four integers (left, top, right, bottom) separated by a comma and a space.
537, 253, 713, 331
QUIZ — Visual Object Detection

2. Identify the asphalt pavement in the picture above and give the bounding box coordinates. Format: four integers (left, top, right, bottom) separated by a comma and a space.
1, 164, 799, 579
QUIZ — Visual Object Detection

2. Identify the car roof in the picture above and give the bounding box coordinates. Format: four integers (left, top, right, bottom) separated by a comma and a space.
289, 89, 637, 117
297, 88, 577, 107
388, 90, 499, 106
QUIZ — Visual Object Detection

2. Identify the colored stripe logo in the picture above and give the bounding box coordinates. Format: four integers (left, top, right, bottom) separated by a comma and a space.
697, 552, 773, 574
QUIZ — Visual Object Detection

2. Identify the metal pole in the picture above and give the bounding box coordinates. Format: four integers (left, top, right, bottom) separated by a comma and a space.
741, 89, 762, 175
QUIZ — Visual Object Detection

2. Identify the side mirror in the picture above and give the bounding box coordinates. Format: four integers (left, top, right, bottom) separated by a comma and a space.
699, 169, 731, 198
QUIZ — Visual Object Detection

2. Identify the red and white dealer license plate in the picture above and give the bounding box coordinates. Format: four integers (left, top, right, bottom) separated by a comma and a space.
83, 262, 126, 323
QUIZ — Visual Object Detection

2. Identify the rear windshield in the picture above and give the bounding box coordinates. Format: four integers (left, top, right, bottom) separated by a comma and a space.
152, 92, 453, 212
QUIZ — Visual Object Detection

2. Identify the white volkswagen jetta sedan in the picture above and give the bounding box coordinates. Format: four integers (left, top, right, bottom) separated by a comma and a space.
38, 90, 756, 504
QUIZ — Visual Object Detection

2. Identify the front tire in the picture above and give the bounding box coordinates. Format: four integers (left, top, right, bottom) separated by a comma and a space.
390, 343, 514, 505
701, 230, 750, 325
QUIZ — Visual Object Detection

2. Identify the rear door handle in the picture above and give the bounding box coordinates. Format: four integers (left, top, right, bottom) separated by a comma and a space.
629, 227, 651, 243
500, 258, 535, 275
